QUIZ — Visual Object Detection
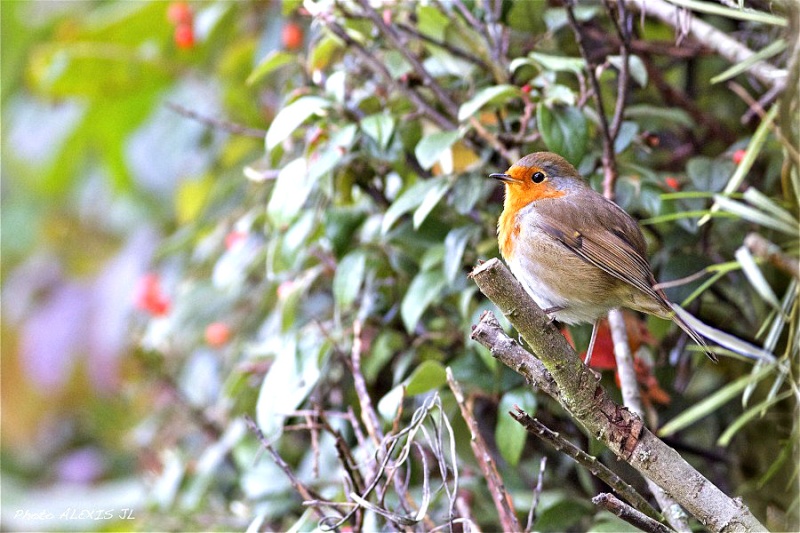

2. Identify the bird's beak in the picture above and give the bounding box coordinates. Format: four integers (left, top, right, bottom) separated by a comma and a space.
490, 173, 519, 184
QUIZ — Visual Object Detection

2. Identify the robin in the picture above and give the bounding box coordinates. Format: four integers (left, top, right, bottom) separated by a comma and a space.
490, 151, 717, 363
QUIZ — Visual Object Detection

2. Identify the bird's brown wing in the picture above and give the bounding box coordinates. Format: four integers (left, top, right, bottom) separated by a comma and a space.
535, 198, 667, 309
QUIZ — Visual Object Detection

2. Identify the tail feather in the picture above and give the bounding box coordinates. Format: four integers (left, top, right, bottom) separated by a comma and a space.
669, 304, 775, 363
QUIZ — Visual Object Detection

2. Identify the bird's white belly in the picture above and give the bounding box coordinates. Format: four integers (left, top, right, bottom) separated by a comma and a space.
506, 242, 612, 325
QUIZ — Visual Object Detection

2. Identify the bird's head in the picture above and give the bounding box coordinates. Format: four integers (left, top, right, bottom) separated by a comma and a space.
490, 152, 588, 210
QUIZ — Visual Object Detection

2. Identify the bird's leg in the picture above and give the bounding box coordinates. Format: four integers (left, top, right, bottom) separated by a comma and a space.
584, 319, 600, 366
541, 305, 565, 325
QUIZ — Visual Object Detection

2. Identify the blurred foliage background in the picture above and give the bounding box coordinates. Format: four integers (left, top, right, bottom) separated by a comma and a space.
1, 0, 798, 531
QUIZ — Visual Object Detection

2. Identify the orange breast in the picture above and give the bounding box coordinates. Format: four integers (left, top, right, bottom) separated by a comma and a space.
497, 208, 520, 259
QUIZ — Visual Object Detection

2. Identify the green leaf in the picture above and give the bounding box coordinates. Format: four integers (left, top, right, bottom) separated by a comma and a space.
717, 390, 792, 447
734, 246, 783, 311
175, 176, 213, 223
443, 226, 476, 284
414, 131, 460, 170
416, 5, 450, 41
624, 105, 695, 128
413, 179, 450, 229
405, 360, 447, 395
496, 388, 536, 466
613, 121, 639, 154
458, 85, 520, 121
713, 195, 798, 235
361, 113, 395, 151
382, 178, 446, 234
525, 52, 585, 75
267, 158, 311, 227
247, 50, 295, 86
663, 0, 786, 26
401, 270, 447, 332
711, 39, 786, 84
687, 157, 734, 192
608, 55, 648, 87
256, 337, 322, 440
265, 96, 331, 151
333, 250, 367, 308
537, 104, 588, 165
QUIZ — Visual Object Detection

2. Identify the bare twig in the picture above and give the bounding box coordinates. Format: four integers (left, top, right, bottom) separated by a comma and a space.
564, 1, 619, 199
395, 22, 491, 72
354, 0, 460, 119
511, 408, 662, 522
524, 456, 547, 533
446, 368, 521, 532
350, 320, 384, 446
321, 18, 456, 132
593, 493, 675, 533
244, 416, 336, 522
165, 102, 267, 138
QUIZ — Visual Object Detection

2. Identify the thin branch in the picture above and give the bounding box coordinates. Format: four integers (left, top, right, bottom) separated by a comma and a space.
511, 408, 662, 523
593, 493, 675, 533
354, 0, 460, 119
395, 22, 491, 72
565, 1, 619, 199
350, 320, 384, 446
446, 368, 521, 532
524, 456, 547, 533
165, 102, 267, 138
244, 416, 336, 522
321, 18, 456, 132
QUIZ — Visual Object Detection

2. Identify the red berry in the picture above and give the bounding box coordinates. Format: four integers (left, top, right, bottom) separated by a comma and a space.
174, 23, 195, 49
664, 177, 681, 191
282, 23, 304, 51
205, 322, 231, 347
167, 1, 193, 25
521, 84, 532, 94
732, 149, 746, 165
134, 273, 171, 317
224, 231, 247, 250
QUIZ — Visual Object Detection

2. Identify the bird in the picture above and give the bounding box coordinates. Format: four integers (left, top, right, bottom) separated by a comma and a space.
490, 151, 717, 363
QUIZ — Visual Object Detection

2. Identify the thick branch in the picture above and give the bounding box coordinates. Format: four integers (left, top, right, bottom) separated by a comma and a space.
625, 0, 787, 89
469, 258, 766, 532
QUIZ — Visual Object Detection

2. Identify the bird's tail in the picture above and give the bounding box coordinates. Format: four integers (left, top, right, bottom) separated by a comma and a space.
669, 304, 775, 363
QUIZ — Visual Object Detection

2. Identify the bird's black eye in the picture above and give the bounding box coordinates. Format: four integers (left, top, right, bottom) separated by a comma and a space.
532, 172, 546, 183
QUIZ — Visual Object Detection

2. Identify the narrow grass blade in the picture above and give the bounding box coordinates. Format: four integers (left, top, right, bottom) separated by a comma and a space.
717, 390, 793, 446
658, 364, 775, 437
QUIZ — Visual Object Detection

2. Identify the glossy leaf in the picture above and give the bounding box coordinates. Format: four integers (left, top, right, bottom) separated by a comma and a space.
333, 250, 367, 309
458, 85, 520, 121
401, 270, 447, 332
415, 131, 460, 170
537, 104, 588, 165
496, 388, 536, 466
265, 96, 331, 151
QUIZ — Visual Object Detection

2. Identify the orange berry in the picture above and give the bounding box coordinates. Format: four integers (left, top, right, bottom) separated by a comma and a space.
174, 23, 195, 49
167, 1, 193, 25
282, 22, 304, 50
134, 273, 171, 317
205, 322, 231, 347
732, 149, 746, 165
664, 176, 681, 191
